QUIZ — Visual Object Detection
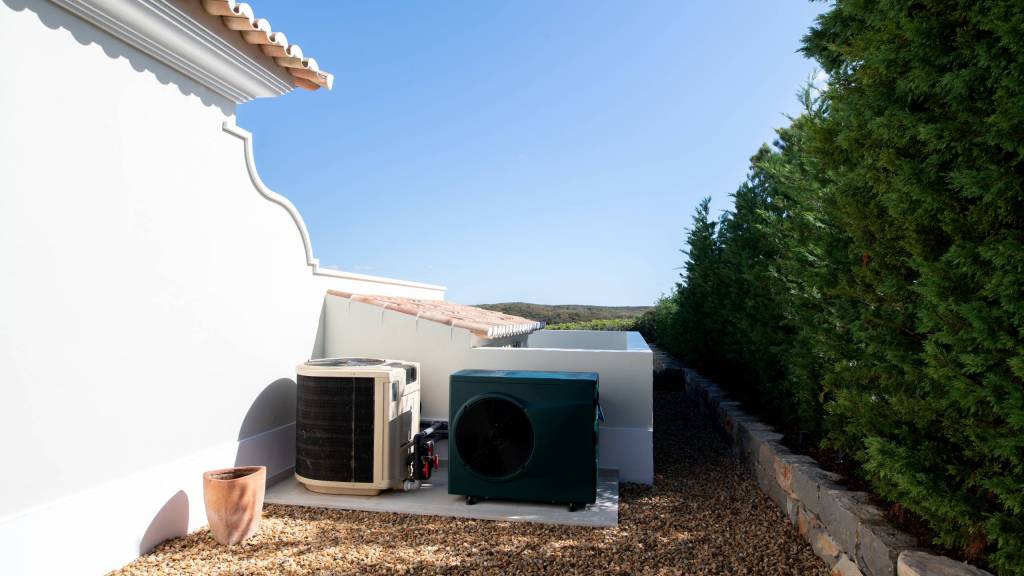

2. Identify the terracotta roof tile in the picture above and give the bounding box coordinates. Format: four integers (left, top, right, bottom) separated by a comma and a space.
201, 0, 334, 91
327, 290, 545, 338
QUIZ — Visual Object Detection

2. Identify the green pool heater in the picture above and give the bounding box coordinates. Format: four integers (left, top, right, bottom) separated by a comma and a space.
448, 369, 602, 512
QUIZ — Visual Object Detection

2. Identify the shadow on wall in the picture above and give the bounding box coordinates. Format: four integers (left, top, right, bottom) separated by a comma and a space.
236, 378, 297, 441
2, 0, 232, 114
234, 378, 297, 469
311, 298, 327, 360
138, 378, 299, 552
232, 300, 327, 474
139, 490, 189, 554
135, 300, 325, 550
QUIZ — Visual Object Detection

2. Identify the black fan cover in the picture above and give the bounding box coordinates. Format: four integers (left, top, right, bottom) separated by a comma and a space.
306, 357, 386, 367
455, 397, 534, 477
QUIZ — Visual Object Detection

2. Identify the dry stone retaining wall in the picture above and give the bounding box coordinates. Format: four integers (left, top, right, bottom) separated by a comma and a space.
678, 367, 993, 576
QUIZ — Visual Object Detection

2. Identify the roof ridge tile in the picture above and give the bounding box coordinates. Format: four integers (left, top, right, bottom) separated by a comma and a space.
200, 0, 333, 91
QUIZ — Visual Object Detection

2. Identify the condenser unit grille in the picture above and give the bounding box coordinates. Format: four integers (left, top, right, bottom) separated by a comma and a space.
455, 397, 534, 478
296, 375, 375, 483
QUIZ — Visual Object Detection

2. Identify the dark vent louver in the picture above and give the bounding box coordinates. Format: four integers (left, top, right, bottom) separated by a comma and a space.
296, 375, 375, 483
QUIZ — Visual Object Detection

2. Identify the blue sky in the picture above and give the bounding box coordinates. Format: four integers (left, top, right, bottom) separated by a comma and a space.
239, 1, 827, 305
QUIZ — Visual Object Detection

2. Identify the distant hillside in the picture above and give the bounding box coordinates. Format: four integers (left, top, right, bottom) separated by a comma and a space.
476, 302, 651, 325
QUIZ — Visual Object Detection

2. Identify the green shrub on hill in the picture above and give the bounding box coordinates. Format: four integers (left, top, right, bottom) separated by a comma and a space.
539, 307, 662, 344
477, 303, 651, 326
546, 318, 637, 331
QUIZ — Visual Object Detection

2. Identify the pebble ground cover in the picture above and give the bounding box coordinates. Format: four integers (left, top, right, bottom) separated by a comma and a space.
112, 390, 826, 575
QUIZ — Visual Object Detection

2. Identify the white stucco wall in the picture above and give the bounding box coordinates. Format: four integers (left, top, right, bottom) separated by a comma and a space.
0, 2, 442, 573
322, 295, 654, 485
526, 329, 629, 350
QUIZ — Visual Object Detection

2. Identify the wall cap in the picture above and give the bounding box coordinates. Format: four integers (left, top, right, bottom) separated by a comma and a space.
898, 551, 993, 576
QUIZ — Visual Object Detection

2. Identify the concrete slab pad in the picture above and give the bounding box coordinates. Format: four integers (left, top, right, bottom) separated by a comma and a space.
266, 463, 618, 528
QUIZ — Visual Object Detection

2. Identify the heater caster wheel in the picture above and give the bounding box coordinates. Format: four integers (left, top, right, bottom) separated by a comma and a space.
465, 496, 478, 506
403, 480, 421, 492
568, 502, 585, 512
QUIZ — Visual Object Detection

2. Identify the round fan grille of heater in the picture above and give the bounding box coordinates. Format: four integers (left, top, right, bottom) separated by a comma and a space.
455, 397, 534, 478
306, 358, 386, 367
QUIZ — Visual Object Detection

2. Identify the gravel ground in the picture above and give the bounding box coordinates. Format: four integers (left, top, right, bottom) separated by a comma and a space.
111, 390, 828, 575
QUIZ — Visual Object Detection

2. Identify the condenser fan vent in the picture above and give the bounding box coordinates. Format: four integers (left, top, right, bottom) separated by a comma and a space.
306, 357, 386, 367
455, 397, 534, 478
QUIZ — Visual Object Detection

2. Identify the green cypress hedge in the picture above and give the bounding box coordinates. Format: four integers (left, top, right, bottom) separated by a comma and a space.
665, 1, 1024, 572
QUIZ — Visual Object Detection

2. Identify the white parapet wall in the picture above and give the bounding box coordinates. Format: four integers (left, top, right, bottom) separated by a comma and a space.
525, 329, 631, 350
0, 2, 443, 574
322, 297, 655, 484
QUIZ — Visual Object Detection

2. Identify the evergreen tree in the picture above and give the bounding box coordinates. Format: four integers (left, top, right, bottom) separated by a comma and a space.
804, 1, 1024, 569
758, 87, 849, 435
714, 145, 789, 411
669, 1, 1024, 569
674, 197, 722, 368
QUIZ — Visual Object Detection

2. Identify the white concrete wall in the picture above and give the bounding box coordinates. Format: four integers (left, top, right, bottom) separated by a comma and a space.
467, 348, 652, 431
0, 2, 442, 573
468, 346, 654, 485
527, 329, 628, 350
323, 295, 654, 484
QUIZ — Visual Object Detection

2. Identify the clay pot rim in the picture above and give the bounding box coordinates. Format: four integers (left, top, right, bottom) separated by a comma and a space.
203, 465, 266, 482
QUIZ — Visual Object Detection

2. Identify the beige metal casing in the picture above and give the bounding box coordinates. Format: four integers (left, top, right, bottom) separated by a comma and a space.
295, 359, 420, 495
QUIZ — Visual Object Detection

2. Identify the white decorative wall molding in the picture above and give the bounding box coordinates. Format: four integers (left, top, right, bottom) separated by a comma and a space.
222, 121, 448, 293
50, 0, 293, 102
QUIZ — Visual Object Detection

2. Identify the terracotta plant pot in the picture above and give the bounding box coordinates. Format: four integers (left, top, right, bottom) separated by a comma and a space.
202, 465, 266, 545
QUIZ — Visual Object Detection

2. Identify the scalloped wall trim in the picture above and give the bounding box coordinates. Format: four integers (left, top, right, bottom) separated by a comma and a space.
51, 0, 293, 102
222, 120, 447, 292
